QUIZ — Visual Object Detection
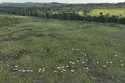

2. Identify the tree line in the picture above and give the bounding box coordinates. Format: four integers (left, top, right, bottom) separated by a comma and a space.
0, 7, 125, 24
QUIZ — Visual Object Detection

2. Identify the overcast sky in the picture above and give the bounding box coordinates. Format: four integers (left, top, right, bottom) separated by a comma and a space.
0, 0, 125, 3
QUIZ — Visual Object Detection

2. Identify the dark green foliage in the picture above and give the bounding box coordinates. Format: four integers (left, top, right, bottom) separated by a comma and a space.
119, 18, 125, 24
1, 6, 125, 24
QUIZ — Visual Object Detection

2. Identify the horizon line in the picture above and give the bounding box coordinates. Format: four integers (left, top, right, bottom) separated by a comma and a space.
0, 1, 125, 4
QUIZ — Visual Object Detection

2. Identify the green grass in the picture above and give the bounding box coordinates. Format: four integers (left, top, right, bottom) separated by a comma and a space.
0, 15, 32, 27
0, 15, 125, 83
89, 8, 125, 17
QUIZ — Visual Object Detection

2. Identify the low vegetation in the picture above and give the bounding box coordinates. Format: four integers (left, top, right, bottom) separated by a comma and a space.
0, 15, 31, 27
0, 15, 125, 83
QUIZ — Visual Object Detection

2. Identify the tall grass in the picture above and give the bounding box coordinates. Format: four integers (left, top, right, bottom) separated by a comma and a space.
0, 15, 125, 83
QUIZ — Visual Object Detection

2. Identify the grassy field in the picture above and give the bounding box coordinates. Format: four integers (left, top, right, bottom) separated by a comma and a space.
89, 8, 125, 17
0, 15, 125, 83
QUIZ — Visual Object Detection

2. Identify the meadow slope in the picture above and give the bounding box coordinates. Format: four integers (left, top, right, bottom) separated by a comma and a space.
0, 15, 125, 83
89, 8, 125, 17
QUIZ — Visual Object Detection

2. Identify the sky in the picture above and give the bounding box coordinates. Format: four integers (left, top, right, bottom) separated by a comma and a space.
0, 0, 125, 3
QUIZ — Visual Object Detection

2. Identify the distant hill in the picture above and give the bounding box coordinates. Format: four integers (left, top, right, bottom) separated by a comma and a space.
0, 2, 125, 8
0, 2, 65, 8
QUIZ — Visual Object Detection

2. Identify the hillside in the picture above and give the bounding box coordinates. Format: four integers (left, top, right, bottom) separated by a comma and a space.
1, 2, 125, 24
0, 15, 125, 83
0, 2, 125, 8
